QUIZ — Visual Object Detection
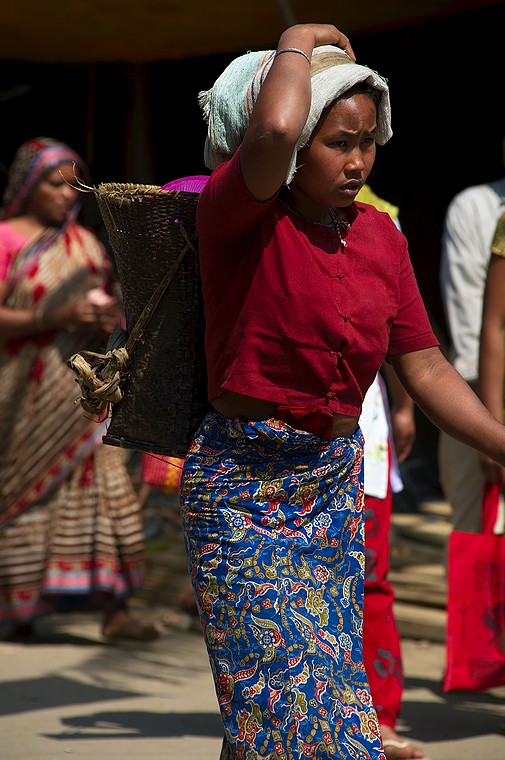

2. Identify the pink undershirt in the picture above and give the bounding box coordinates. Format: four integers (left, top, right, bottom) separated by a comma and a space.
0, 222, 29, 282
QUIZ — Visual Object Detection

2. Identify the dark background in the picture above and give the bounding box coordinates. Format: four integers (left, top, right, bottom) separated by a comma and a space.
1, 4, 503, 337
1, 3, 503, 501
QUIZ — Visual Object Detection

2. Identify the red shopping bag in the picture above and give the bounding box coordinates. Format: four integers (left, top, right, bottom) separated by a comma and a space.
443, 482, 505, 692
141, 453, 184, 494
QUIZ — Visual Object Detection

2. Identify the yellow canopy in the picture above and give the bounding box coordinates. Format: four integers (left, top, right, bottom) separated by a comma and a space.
1, 0, 499, 63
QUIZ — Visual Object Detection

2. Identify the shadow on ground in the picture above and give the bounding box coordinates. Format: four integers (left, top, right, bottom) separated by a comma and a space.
400, 675, 505, 743
0, 675, 142, 717
43, 709, 223, 740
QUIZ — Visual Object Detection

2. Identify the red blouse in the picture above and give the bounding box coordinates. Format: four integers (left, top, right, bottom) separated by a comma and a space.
197, 148, 438, 435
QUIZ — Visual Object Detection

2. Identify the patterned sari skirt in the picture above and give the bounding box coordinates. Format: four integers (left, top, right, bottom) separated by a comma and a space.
0, 445, 145, 623
180, 410, 385, 760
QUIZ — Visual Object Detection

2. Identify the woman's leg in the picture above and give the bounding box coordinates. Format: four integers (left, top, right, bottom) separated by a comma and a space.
363, 492, 403, 728
364, 493, 425, 759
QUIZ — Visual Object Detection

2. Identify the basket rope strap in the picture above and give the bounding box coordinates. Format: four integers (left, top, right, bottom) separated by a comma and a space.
67, 345, 129, 414
125, 224, 197, 353
67, 224, 198, 416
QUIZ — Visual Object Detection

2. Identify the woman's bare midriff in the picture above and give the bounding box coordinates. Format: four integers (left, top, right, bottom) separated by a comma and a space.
211, 390, 359, 439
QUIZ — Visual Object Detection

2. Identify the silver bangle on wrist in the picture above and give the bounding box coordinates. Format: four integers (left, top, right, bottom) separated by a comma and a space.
274, 47, 311, 65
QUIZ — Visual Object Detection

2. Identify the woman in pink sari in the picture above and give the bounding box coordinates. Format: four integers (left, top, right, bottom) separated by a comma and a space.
0, 137, 158, 641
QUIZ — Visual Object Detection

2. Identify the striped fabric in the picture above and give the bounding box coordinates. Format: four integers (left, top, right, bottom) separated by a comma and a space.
0, 139, 145, 624
0, 224, 113, 523
0, 446, 144, 622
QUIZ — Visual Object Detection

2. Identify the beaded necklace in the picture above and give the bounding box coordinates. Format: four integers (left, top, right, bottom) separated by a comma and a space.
328, 206, 351, 247
279, 197, 350, 248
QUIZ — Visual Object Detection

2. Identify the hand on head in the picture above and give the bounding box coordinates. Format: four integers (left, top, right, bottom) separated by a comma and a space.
203, 21, 389, 209
278, 23, 355, 61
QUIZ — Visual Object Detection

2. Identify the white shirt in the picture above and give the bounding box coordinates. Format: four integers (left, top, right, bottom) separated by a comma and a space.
360, 214, 404, 500
440, 178, 505, 381
361, 373, 403, 499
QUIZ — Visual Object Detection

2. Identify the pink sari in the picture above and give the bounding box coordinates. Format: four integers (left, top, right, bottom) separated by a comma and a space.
0, 222, 111, 524
0, 222, 145, 622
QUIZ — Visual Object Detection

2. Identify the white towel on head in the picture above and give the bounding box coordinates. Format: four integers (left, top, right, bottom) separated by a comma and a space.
199, 50, 273, 171
198, 44, 392, 185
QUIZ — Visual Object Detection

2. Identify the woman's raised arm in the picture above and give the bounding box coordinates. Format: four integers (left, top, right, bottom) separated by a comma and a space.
240, 23, 354, 202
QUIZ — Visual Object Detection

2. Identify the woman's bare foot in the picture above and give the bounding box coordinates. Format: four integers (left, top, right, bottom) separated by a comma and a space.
380, 724, 427, 760
102, 608, 159, 642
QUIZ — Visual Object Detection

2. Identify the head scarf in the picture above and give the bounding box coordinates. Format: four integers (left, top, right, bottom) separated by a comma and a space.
199, 45, 392, 185
1, 136, 87, 220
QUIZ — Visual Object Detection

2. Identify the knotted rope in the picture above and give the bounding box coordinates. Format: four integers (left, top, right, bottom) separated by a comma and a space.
67, 223, 198, 416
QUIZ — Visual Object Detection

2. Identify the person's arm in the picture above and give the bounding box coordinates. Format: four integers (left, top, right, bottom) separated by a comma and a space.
381, 362, 415, 463
390, 346, 505, 467
478, 253, 505, 482
0, 280, 121, 339
240, 23, 354, 202
439, 193, 489, 386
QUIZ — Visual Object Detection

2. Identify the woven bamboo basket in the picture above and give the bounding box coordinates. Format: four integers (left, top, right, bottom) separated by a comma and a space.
91, 183, 208, 457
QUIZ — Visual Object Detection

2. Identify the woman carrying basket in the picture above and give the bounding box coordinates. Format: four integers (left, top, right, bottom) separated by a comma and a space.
180, 22, 505, 759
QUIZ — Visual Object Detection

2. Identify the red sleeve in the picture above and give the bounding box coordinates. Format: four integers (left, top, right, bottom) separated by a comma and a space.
388, 238, 439, 355
196, 147, 279, 249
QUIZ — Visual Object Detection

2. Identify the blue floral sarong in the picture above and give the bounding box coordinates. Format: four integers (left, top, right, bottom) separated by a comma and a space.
180, 410, 385, 760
